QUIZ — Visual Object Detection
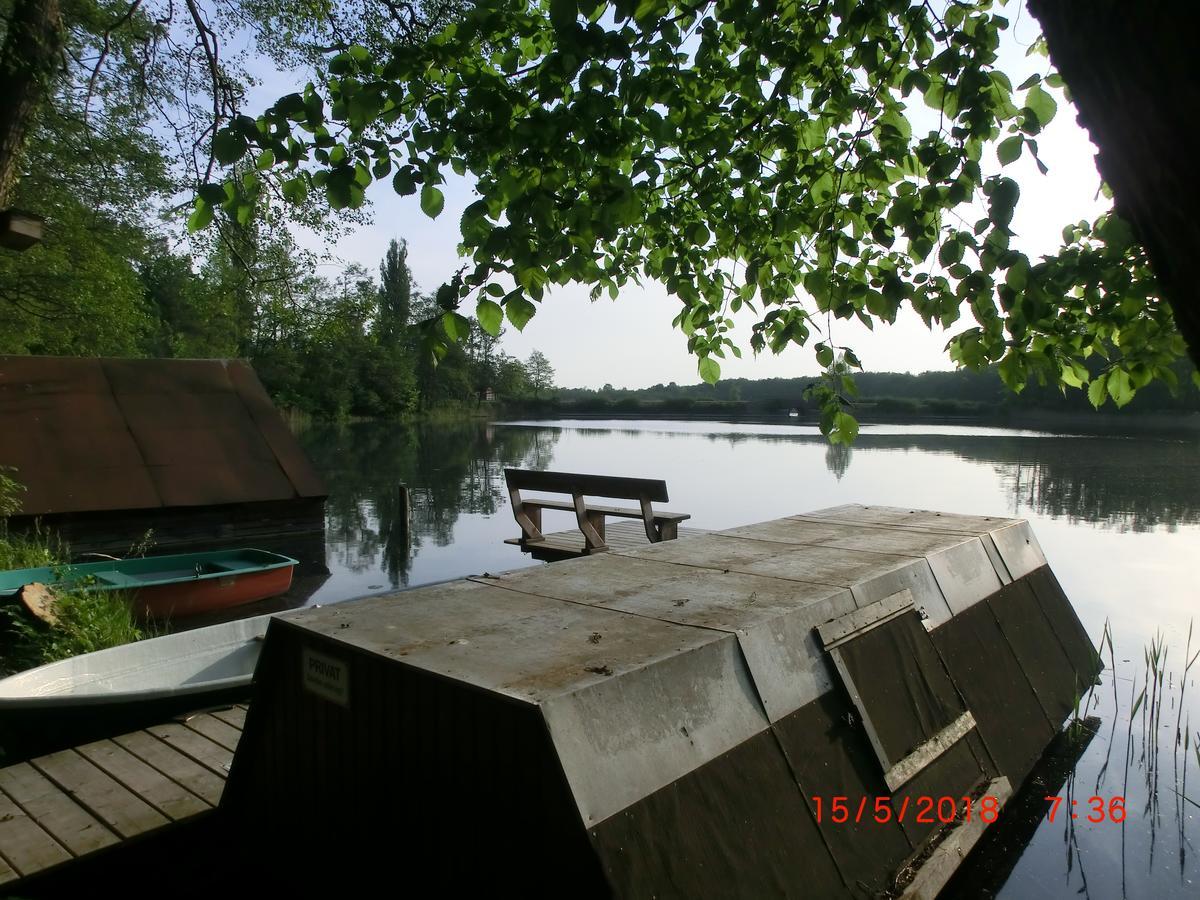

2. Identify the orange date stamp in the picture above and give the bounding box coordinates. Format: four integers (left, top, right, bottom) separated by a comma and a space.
811, 795, 1003, 825
1044, 795, 1126, 823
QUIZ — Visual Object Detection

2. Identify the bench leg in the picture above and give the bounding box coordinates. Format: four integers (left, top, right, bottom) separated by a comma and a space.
659, 521, 678, 542
586, 510, 606, 544
573, 494, 608, 551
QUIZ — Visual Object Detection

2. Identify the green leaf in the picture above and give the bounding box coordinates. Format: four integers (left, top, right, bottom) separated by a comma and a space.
255, 149, 276, 170
939, 238, 963, 267
988, 178, 1020, 229
187, 198, 213, 232
282, 177, 308, 204
1088, 373, 1109, 409
421, 183, 445, 218
698, 356, 721, 384
392, 168, 417, 196
441, 311, 471, 342
505, 295, 537, 330
831, 411, 859, 445
477, 298, 503, 336
212, 129, 248, 165
1024, 84, 1058, 129
997, 136, 1023, 166
815, 344, 834, 368
1107, 368, 1134, 407
550, 0, 577, 32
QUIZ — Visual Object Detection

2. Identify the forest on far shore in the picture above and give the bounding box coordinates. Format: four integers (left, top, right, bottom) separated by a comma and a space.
547, 360, 1200, 421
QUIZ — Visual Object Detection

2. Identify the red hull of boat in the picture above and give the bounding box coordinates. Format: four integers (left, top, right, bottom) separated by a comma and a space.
131, 566, 294, 620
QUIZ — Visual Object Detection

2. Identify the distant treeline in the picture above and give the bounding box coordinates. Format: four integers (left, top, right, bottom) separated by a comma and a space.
545, 361, 1200, 420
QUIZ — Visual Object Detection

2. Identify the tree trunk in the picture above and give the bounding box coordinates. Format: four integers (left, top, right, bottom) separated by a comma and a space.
1029, 0, 1200, 370
0, 0, 63, 208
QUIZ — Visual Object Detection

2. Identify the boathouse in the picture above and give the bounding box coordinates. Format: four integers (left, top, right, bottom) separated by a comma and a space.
0, 357, 326, 553
224, 505, 1099, 897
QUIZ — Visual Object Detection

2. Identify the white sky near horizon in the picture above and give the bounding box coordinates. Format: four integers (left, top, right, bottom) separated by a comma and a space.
242, 1, 1107, 390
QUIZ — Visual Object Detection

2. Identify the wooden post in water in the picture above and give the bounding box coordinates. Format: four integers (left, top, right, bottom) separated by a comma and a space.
398, 483, 411, 539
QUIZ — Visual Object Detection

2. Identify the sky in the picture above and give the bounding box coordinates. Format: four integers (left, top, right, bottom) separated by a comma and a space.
243, 1, 1107, 390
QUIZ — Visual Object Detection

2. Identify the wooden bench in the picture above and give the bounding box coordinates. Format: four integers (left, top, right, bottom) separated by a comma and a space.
504, 469, 691, 558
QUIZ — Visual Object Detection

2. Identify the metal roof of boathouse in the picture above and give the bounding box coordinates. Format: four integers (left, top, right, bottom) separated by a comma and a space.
0, 356, 325, 516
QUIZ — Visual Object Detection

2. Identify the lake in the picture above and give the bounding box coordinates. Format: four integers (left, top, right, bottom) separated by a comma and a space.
296, 417, 1200, 898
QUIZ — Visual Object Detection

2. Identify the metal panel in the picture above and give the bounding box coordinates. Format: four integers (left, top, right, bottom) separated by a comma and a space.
924, 538, 1004, 615
981, 533, 1014, 583
774, 691, 917, 892
986, 578, 1082, 724
1024, 566, 1102, 686
930, 598, 1056, 783
717, 517, 874, 545
989, 521, 1049, 580
614, 532, 805, 570
541, 636, 769, 827
278, 579, 736, 705
473, 553, 705, 605
804, 504, 1021, 534
851, 558, 954, 628
479, 557, 855, 722
588, 728, 845, 898
724, 543, 920, 588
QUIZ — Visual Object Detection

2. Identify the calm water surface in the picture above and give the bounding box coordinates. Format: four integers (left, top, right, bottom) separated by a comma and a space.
296, 417, 1200, 899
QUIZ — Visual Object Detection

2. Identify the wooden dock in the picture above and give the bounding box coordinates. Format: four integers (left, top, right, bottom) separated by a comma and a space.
505, 519, 709, 560
0, 706, 244, 888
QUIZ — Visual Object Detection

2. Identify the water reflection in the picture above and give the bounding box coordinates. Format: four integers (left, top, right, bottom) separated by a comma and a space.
299, 421, 559, 592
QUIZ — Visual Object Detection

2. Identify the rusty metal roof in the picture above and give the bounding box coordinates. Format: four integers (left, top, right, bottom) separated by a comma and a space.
0, 357, 326, 515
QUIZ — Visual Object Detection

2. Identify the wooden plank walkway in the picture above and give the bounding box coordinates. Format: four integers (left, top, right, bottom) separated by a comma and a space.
0, 706, 245, 888
505, 519, 709, 561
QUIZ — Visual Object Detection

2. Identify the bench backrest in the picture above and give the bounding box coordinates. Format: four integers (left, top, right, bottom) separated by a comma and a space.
503, 469, 670, 503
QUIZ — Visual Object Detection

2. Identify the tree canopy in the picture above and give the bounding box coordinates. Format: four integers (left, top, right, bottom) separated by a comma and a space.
185, 0, 1190, 442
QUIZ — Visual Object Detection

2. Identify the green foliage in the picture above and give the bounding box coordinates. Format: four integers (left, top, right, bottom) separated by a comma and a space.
525, 349, 556, 398
1, 586, 150, 675
0, 468, 23, 521
204, 0, 1189, 443
0, 472, 147, 674
378, 238, 413, 343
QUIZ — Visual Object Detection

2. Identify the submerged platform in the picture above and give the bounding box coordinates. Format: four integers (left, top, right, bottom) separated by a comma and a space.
504, 518, 709, 560
225, 504, 1100, 896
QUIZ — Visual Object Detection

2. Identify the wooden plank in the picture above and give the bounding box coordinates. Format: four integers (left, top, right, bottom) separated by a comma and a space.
0, 762, 118, 856
146, 722, 235, 777
520, 498, 691, 521
0, 785, 72, 876
30, 749, 169, 840
76, 739, 209, 821
901, 776, 1013, 899
180, 712, 242, 752
112, 731, 224, 807
817, 589, 914, 648
209, 705, 248, 730
0, 852, 17, 886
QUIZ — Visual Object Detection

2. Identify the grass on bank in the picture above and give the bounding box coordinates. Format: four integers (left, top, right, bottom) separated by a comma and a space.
0, 471, 151, 676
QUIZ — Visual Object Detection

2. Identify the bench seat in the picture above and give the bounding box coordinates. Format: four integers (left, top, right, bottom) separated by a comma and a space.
518, 497, 691, 524
504, 468, 691, 559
